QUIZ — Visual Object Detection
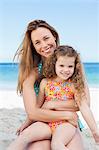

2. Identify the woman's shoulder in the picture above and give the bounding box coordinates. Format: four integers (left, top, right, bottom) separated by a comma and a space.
23, 68, 39, 86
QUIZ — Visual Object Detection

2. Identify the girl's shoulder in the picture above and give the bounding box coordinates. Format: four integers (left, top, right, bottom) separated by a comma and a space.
40, 78, 48, 87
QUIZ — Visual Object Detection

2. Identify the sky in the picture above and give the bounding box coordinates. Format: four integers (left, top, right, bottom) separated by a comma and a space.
0, 0, 99, 62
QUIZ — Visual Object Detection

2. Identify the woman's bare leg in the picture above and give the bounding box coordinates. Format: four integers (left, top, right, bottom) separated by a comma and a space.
27, 140, 51, 150
7, 122, 51, 150
51, 123, 77, 150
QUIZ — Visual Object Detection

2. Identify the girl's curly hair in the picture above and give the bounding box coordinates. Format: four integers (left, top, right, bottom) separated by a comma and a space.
43, 45, 86, 104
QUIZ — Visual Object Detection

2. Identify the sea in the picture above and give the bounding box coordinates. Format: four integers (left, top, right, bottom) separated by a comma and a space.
0, 63, 99, 90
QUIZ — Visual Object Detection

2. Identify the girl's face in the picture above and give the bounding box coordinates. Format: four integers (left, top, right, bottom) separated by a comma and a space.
55, 55, 75, 81
31, 27, 56, 58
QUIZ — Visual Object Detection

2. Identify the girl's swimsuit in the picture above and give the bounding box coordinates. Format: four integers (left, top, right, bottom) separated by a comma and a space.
44, 80, 74, 132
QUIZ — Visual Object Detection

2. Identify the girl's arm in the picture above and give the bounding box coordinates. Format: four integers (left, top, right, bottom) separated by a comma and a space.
78, 100, 97, 133
77, 99, 99, 143
22, 71, 78, 125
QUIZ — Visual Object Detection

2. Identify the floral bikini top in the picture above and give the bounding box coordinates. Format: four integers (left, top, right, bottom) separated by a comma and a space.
44, 80, 74, 102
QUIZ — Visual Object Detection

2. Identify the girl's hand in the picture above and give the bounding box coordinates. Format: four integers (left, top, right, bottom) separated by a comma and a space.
92, 129, 99, 144
16, 118, 33, 136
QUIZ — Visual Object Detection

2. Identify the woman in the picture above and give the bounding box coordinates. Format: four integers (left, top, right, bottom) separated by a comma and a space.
9, 20, 90, 150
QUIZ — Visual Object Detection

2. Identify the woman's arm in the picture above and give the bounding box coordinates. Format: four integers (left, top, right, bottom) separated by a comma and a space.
16, 79, 47, 135
42, 100, 78, 111
36, 78, 47, 108
22, 71, 78, 125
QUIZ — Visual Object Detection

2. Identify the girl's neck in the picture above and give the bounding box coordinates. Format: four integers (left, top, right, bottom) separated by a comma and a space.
53, 77, 68, 83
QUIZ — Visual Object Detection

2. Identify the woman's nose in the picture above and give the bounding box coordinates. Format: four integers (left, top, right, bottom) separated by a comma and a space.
41, 41, 47, 48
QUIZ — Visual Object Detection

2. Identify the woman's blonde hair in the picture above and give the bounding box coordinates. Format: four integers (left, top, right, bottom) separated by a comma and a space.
43, 45, 86, 103
14, 20, 60, 94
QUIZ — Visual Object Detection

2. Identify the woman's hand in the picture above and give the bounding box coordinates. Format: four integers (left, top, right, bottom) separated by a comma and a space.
16, 118, 33, 136
66, 111, 78, 128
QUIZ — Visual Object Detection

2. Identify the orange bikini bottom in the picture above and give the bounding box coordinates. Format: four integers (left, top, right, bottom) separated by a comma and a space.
48, 120, 67, 133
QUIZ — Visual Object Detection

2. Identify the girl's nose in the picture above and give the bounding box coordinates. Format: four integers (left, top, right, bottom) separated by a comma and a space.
64, 69, 69, 74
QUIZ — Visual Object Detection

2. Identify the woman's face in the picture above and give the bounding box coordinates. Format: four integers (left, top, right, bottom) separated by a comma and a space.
31, 27, 56, 58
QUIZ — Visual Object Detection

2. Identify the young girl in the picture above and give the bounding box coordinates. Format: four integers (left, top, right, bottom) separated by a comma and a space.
40, 45, 99, 149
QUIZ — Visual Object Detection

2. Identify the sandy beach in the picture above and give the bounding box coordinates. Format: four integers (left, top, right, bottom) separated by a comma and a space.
0, 88, 99, 150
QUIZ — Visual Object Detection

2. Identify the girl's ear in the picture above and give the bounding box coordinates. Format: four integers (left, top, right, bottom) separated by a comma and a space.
54, 37, 57, 43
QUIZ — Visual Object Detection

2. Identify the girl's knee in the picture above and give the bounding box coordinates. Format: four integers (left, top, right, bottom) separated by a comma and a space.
51, 140, 61, 150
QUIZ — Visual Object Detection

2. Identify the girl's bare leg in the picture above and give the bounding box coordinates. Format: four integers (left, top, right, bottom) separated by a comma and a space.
27, 140, 51, 150
7, 122, 51, 150
67, 129, 84, 150
51, 123, 77, 150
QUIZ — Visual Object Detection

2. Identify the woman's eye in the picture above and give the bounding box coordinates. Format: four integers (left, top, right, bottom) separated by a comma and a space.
35, 41, 40, 45
44, 37, 49, 40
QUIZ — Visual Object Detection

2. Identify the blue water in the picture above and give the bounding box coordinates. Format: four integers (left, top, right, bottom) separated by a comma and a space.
0, 63, 99, 90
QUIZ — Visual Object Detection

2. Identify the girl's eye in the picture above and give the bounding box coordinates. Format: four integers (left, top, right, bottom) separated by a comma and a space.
69, 65, 73, 68
60, 65, 64, 67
